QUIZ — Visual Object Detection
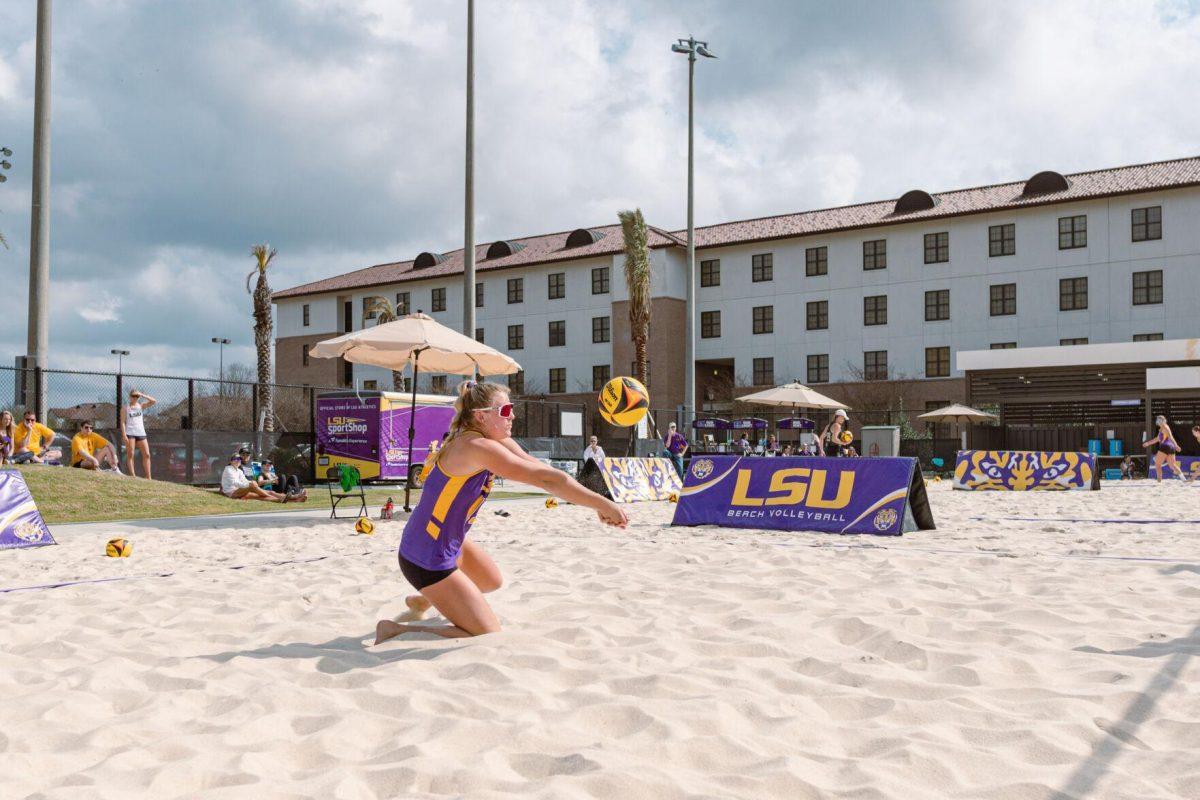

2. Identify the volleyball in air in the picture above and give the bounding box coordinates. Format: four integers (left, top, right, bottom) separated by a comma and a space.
838, 430, 854, 445
598, 376, 649, 427
354, 517, 376, 535
105, 538, 133, 557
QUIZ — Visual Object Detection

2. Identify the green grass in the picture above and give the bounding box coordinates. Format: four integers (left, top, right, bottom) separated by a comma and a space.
13, 466, 540, 525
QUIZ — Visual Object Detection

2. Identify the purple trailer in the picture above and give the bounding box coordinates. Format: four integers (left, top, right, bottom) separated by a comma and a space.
315, 390, 456, 483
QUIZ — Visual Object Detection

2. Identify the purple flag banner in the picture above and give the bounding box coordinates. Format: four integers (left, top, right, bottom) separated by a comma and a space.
671, 456, 934, 535
599, 457, 682, 503
952, 450, 1098, 491
0, 471, 55, 550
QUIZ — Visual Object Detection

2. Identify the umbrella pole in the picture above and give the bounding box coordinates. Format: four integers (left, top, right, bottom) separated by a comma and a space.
404, 350, 423, 512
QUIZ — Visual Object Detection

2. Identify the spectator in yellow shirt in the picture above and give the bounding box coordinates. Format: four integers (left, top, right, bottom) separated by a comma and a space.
13, 410, 56, 465
71, 421, 121, 472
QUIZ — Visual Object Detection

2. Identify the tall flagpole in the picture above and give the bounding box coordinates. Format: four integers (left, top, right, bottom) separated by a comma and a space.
462, 0, 476, 340
26, 0, 53, 416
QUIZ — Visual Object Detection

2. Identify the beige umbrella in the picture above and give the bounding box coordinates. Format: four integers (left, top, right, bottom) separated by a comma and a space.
737, 382, 850, 411
918, 403, 997, 450
311, 312, 521, 509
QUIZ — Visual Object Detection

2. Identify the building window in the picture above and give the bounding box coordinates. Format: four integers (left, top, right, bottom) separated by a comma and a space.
507, 277, 523, 304
863, 239, 887, 270
806, 300, 828, 330
923, 232, 949, 264
431, 287, 446, 312
508, 370, 524, 395
1058, 215, 1087, 249
592, 365, 611, 391
363, 297, 376, 320
592, 316, 610, 343
396, 292, 410, 315
700, 259, 720, 287
548, 320, 566, 347
1133, 333, 1163, 342
302, 344, 310, 366
1131, 206, 1162, 242
592, 267, 610, 294
925, 289, 950, 321
1059, 277, 1088, 311
752, 253, 773, 282
1132, 270, 1163, 305
507, 324, 524, 350
701, 310, 721, 339
752, 305, 774, 334
476, 282, 484, 308
805, 246, 827, 277
1060, 337, 1088, 346
863, 295, 887, 326
549, 368, 566, 394
363, 380, 378, 391
807, 354, 829, 384
989, 283, 1016, 316
475, 328, 484, 343
430, 375, 447, 394
752, 357, 774, 386
302, 304, 310, 326
342, 359, 353, 386
864, 350, 888, 380
925, 346, 951, 378
989, 224, 1015, 257
991, 342, 1017, 349
548, 272, 566, 299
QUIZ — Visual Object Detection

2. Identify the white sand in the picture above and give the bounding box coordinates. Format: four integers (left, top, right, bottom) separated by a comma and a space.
2, 481, 1199, 799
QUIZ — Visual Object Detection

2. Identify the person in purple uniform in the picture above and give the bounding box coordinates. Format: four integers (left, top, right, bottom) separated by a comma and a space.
374, 381, 628, 643
663, 421, 689, 477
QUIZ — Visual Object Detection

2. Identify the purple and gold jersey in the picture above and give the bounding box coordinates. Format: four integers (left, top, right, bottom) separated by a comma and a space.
399, 462, 494, 570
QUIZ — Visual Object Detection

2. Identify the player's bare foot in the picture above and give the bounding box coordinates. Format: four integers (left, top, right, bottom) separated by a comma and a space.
374, 619, 404, 645
396, 594, 432, 622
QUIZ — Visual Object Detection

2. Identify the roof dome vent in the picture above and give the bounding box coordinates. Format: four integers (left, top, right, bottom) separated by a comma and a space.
1022, 170, 1070, 197
565, 228, 606, 248
485, 240, 526, 259
412, 251, 446, 270
893, 189, 938, 214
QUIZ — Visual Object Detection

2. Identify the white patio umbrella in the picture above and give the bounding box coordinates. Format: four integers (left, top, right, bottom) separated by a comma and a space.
737, 382, 850, 411
310, 312, 522, 510
918, 403, 997, 450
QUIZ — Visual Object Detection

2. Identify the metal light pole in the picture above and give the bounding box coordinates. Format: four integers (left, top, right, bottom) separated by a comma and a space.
462, 0, 476, 340
671, 36, 716, 428
110, 349, 130, 374
211, 337, 230, 390
26, 0, 53, 418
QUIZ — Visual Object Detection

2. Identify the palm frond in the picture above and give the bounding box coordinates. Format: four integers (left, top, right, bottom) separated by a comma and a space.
363, 295, 398, 323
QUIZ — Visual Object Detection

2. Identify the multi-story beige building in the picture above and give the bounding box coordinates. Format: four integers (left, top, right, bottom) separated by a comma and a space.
273, 156, 1200, 425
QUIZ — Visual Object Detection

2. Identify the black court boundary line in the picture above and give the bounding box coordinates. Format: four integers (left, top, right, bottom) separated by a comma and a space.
972, 516, 1200, 525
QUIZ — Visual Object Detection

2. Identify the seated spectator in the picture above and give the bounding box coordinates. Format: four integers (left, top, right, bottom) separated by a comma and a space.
238, 446, 262, 480
780, 444, 792, 456
221, 455, 294, 502
736, 433, 752, 456
71, 421, 122, 472
13, 410, 57, 465
259, 458, 305, 498
1120, 454, 1134, 480
765, 434, 780, 455
0, 410, 14, 465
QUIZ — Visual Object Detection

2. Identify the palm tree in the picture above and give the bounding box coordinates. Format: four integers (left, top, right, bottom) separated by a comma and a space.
618, 209, 652, 389
363, 296, 409, 391
246, 244, 277, 432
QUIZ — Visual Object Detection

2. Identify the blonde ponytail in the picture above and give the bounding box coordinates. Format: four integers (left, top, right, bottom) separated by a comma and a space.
423, 380, 509, 475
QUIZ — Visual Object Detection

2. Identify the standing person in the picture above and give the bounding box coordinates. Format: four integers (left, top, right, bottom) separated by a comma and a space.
12, 410, 56, 464
735, 432, 752, 456
375, 381, 628, 643
663, 422, 689, 477
0, 410, 14, 464
121, 388, 157, 479
818, 409, 850, 457
765, 433, 780, 456
1143, 415, 1188, 482
71, 421, 121, 472
582, 435, 606, 468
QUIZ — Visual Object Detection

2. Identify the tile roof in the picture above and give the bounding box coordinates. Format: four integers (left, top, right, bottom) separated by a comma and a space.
678, 155, 1200, 248
273, 224, 683, 300
275, 155, 1200, 301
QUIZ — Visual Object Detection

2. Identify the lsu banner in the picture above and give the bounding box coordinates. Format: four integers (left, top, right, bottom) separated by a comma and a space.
671, 456, 935, 536
1156, 456, 1200, 480
953, 450, 1098, 491
0, 471, 56, 550
597, 457, 683, 502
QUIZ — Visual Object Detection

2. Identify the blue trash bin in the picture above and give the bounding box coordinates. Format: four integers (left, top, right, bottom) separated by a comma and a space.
1087, 439, 1102, 455
1109, 439, 1124, 456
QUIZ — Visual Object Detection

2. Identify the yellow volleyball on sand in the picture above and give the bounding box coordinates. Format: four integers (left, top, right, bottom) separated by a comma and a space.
354, 517, 376, 535
668, 492, 679, 503
598, 376, 649, 427
105, 538, 132, 558
545, 497, 558, 509
838, 430, 854, 445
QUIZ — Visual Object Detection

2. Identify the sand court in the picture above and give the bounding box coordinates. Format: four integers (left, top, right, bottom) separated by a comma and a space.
2, 484, 1198, 798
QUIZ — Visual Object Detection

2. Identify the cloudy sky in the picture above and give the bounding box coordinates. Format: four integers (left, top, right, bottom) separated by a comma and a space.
1, 0, 1198, 378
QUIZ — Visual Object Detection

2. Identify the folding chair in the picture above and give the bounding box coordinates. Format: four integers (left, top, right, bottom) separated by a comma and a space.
328, 464, 368, 519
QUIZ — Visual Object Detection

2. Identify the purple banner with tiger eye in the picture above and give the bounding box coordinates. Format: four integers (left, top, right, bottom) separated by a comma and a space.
671, 456, 934, 535
0, 471, 56, 550
952, 451, 1098, 491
